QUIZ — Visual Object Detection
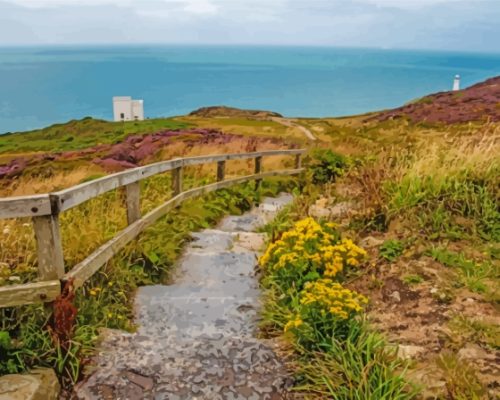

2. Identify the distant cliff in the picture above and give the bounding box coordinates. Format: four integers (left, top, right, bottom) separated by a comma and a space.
189, 106, 283, 119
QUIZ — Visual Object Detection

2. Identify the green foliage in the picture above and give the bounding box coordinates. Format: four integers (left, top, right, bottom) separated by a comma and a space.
402, 274, 424, 285
296, 320, 419, 400
437, 351, 488, 399
309, 149, 348, 184
0, 331, 21, 374
379, 239, 405, 261
385, 175, 499, 242
428, 247, 497, 294
448, 314, 500, 350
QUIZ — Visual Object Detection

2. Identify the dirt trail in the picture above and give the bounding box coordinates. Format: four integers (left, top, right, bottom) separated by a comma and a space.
271, 117, 316, 141
75, 194, 294, 400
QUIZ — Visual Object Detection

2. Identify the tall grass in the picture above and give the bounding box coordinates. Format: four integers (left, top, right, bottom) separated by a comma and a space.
296, 321, 418, 400
351, 124, 499, 241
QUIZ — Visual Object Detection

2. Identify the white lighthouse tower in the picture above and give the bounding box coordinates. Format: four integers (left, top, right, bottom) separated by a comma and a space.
452, 75, 460, 91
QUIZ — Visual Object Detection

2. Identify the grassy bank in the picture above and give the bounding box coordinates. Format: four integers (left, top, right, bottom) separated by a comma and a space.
291, 123, 498, 397
258, 186, 419, 399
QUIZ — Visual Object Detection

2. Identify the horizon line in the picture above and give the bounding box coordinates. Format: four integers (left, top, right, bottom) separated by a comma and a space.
1, 42, 500, 56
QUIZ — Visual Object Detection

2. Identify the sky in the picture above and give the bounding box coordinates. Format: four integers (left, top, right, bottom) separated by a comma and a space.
0, 0, 499, 52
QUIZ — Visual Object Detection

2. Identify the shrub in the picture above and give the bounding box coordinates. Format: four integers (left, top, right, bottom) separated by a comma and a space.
310, 149, 349, 184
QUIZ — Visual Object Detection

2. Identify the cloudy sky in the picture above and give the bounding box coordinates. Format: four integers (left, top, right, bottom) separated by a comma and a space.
1, 0, 499, 52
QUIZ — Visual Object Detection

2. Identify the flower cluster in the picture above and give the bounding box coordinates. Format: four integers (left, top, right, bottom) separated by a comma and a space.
300, 279, 368, 320
259, 217, 369, 344
259, 218, 366, 281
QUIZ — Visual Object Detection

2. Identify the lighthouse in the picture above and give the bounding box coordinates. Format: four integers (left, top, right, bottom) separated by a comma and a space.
452, 75, 460, 91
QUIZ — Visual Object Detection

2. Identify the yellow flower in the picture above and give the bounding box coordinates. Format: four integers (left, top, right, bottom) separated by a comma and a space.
89, 289, 97, 296
299, 279, 367, 320
284, 318, 303, 332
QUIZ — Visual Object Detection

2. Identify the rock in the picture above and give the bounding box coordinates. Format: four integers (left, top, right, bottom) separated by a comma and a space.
309, 204, 331, 218
329, 201, 355, 219
309, 200, 355, 220
397, 345, 425, 360
0, 368, 60, 400
359, 236, 384, 249
125, 371, 154, 391
218, 214, 265, 232
457, 343, 492, 360
408, 366, 447, 398
389, 291, 401, 303
233, 232, 266, 252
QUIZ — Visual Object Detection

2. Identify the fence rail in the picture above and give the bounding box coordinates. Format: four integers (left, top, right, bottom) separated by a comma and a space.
0, 149, 305, 308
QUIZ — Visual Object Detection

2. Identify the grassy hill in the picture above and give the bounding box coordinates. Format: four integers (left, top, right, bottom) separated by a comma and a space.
0, 77, 498, 398
0, 117, 190, 154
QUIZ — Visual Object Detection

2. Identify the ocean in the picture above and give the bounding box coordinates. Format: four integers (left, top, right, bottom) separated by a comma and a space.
0, 45, 499, 133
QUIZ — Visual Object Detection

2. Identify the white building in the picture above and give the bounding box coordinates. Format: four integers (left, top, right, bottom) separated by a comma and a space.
452, 75, 460, 91
112, 96, 144, 122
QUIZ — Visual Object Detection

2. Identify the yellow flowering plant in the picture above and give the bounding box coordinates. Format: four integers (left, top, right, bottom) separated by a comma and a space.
259, 218, 366, 291
286, 278, 368, 349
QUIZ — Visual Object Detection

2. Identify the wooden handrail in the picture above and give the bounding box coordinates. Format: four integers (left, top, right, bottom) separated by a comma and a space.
0, 149, 305, 308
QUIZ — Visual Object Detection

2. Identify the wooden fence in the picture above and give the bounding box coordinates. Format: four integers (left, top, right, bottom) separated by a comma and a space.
0, 149, 305, 308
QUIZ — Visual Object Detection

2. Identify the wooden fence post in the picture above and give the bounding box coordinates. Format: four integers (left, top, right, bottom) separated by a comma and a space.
172, 166, 183, 195
217, 161, 226, 182
33, 213, 65, 280
295, 154, 302, 169
254, 156, 262, 189
125, 182, 141, 224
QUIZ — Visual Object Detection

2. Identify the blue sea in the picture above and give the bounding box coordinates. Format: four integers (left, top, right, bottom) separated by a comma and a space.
0, 45, 499, 133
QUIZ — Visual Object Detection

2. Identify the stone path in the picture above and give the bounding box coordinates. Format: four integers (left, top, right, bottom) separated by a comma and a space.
75, 194, 294, 400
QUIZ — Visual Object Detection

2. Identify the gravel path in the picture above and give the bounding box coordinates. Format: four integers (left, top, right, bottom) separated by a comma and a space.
75, 194, 294, 400
271, 117, 316, 141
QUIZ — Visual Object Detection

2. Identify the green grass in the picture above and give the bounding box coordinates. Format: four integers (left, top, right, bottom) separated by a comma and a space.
0, 117, 191, 154
379, 239, 405, 262
402, 274, 424, 285
295, 320, 419, 400
428, 247, 498, 295
386, 178, 499, 242
448, 314, 500, 350
436, 351, 488, 399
